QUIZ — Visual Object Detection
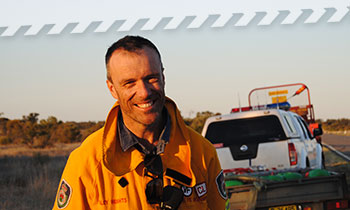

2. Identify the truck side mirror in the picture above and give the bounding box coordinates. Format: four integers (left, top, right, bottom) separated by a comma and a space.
313, 125, 323, 137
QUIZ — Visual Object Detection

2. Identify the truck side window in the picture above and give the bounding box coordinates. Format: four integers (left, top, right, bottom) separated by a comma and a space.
299, 117, 312, 139
283, 114, 297, 135
294, 116, 307, 139
296, 117, 311, 140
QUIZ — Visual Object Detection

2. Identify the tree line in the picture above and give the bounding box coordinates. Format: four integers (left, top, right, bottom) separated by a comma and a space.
0, 112, 349, 148
0, 113, 103, 148
316, 118, 350, 132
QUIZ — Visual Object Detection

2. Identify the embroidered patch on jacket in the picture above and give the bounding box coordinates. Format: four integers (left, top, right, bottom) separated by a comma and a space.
181, 186, 193, 197
216, 170, 228, 199
194, 183, 207, 197
57, 179, 72, 209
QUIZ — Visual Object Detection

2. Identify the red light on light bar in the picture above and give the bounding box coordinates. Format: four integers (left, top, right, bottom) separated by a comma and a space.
213, 143, 224, 148
231, 106, 252, 113
327, 200, 348, 210
303, 207, 312, 210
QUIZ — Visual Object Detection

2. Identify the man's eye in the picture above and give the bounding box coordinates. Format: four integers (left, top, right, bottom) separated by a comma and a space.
148, 77, 159, 83
123, 81, 135, 87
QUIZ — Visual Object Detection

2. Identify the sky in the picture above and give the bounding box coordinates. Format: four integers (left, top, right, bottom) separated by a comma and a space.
0, 2, 350, 122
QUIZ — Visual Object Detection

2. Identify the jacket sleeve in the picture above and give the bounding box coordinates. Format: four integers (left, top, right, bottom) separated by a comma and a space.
207, 150, 227, 210
52, 151, 90, 210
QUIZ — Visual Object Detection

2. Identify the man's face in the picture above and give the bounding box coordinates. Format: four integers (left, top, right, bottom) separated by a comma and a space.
106, 47, 165, 128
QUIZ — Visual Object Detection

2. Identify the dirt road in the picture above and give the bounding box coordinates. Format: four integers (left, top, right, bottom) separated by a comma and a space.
322, 133, 350, 156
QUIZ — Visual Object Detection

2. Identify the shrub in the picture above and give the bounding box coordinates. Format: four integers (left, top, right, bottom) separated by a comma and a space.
0, 136, 12, 145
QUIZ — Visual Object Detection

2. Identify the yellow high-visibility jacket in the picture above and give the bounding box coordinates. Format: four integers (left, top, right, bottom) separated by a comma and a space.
53, 98, 226, 210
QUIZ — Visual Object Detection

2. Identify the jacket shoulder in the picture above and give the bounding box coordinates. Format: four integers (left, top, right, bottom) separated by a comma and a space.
186, 125, 220, 173
186, 125, 216, 154
65, 128, 104, 178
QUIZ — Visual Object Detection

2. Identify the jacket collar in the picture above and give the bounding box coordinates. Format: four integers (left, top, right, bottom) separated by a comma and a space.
102, 97, 196, 187
118, 108, 171, 155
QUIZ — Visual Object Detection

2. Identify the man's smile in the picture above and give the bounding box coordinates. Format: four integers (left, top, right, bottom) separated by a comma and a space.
135, 101, 154, 109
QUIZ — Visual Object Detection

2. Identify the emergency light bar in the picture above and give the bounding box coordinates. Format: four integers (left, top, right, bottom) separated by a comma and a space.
231, 83, 316, 123
231, 102, 291, 113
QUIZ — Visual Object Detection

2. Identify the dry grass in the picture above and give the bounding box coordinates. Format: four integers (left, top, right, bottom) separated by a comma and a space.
0, 155, 67, 209
323, 146, 350, 190
0, 143, 79, 210
0, 143, 80, 158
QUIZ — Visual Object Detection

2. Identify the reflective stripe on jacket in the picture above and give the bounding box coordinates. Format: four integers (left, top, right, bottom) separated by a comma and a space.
53, 97, 226, 210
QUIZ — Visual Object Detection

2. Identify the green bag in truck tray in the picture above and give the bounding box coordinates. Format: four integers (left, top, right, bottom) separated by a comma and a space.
225, 180, 244, 187
260, 175, 284, 182
278, 172, 303, 180
306, 169, 330, 178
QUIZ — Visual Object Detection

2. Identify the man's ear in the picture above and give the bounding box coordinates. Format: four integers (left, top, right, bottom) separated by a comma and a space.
161, 71, 165, 86
106, 80, 119, 100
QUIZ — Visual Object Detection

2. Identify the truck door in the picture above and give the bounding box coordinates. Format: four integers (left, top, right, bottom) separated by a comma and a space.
294, 116, 317, 167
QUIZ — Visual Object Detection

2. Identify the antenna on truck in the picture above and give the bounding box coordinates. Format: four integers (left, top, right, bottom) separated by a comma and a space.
238, 93, 241, 112
276, 89, 280, 110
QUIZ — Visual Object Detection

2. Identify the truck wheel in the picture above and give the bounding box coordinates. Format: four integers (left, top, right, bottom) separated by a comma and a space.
306, 158, 310, 168
321, 152, 326, 169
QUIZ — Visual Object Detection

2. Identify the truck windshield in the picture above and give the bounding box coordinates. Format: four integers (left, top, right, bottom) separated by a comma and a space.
205, 115, 287, 146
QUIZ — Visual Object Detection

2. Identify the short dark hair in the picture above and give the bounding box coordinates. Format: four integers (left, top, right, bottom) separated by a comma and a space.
105, 36, 163, 81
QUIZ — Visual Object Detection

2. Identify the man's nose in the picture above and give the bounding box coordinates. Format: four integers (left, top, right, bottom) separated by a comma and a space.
137, 81, 152, 98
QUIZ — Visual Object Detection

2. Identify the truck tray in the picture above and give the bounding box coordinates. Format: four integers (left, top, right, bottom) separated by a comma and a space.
256, 173, 348, 208
226, 184, 258, 210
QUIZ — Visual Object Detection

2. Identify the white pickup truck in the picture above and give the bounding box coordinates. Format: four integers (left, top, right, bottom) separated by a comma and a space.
201, 83, 324, 172
202, 108, 323, 171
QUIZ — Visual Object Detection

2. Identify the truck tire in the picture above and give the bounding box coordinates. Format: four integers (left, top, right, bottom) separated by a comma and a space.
321, 152, 326, 169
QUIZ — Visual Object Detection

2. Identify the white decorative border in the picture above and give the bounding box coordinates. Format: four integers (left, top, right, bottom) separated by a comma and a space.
0, 0, 349, 36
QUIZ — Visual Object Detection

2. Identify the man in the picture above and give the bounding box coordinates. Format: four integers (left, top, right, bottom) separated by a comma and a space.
53, 35, 227, 210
